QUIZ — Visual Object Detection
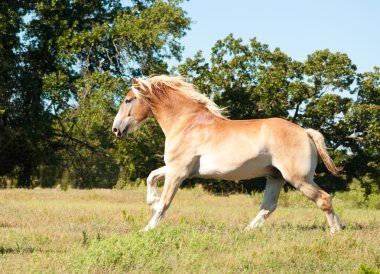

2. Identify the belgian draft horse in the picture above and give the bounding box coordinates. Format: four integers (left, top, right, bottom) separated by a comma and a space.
112, 75, 342, 232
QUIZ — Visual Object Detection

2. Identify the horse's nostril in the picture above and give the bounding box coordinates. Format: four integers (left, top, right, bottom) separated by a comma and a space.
113, 127, 123, 137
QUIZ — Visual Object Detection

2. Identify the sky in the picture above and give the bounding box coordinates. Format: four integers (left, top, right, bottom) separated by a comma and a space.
172, 0, 380, 72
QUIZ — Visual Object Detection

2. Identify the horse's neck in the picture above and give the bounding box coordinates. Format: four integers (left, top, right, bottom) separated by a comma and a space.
151, 95, 211, 137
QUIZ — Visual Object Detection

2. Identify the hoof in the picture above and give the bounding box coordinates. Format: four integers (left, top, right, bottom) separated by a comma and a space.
141, 225, 151, 232
330, 225, 342, 234
244, 225, 253, 231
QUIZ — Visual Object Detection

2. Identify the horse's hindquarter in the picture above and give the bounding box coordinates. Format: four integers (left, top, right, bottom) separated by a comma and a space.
262, 118, 318, 180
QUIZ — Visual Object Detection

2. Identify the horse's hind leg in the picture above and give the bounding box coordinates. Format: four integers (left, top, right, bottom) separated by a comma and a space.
245, 176, 286, 230
290, 179, 342, 233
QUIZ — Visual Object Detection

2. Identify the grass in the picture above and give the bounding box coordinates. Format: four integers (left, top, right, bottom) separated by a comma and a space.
0, 187, 379, 273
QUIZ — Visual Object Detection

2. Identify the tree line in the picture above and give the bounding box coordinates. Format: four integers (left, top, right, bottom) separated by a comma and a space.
0, 0, 379, 194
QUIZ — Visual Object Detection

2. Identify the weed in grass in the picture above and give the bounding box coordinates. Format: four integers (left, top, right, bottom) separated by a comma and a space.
357, 263, 380, 274
96, 233, 102, 241
82, 230, 89, 247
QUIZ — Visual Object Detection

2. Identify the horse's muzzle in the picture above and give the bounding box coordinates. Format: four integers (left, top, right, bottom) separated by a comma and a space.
112, 126, 128, 138
112, 127, 123, 137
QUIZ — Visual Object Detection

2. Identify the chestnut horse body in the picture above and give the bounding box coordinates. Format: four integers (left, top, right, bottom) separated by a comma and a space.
112, 75, 342, 232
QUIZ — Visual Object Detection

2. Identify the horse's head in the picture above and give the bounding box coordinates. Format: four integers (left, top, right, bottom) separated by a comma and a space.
112, 79, 151, 138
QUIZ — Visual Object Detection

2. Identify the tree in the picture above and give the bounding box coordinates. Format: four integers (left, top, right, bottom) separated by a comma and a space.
0, 0, 29, 185
55, 0, 191, 188
343, 67, 380, 194
0, 0, 191, 188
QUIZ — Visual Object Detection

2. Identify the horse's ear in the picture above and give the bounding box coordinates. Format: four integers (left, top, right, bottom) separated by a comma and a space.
132, 78, 139, 87
131, 78, 141, 91
131, 78, 149, 98
132, 78, 147, 90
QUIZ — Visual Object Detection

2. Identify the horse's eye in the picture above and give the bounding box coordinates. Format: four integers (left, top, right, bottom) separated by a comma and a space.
125, 98, 134, 104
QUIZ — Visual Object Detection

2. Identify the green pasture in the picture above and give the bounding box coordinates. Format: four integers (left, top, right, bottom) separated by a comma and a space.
0, 187, 379, 273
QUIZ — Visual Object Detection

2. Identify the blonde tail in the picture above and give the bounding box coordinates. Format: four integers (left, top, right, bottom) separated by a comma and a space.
306, 128, 342, 176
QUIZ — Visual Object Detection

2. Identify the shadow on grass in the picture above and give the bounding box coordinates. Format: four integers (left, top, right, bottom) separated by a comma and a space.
0, 221, 13, 228
278, 221, 377, 232
343, 222, 379, 231
279, 222, 328, 231
0, 246, 36, 255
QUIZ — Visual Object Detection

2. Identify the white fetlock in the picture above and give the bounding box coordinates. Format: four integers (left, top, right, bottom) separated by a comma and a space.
244, 221, 264, 231
151, 201, 161, 212
245, 214, 266, 230
147, 195, 160, 205
146, 185, 159, 205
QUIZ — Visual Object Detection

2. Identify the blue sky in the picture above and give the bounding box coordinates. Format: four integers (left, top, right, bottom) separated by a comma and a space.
173, 0, 379, 72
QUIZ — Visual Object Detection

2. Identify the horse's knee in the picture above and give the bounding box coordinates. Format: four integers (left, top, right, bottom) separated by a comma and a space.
147, 173, 155, 186
147, 169, 165, 186
317, 192, 332, 213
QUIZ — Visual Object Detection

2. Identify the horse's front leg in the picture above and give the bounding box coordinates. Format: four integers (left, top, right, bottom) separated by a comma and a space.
143, 171, 187, 231
146, 166, 167, 207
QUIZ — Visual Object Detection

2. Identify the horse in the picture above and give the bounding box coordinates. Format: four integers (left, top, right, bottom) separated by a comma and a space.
112, 75, 342, 232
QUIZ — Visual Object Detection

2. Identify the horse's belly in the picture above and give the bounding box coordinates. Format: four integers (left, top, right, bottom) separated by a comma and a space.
193, 154, 271, 180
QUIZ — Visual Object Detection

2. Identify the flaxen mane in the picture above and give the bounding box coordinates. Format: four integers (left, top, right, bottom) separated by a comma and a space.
134, 75, 228, 120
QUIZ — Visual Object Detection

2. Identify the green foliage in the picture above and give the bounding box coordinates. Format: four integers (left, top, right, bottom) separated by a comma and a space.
0, 2, 378, 195
201, 178, 266, 194
52, 0, 190, 189
0, 1, 28, 180
0, 0, 190, 188
343, 67, 380, 193
357, 264, 380, 274
72, 224, 219, 273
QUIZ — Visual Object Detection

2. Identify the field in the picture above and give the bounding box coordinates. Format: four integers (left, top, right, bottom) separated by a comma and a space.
0, 187, 379, 273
